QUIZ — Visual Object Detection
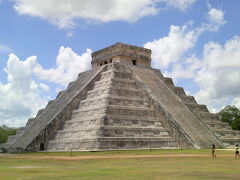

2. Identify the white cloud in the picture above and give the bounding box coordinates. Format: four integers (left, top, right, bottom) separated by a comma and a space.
34, 46, 92, 86
0, 54, 48, 127
193, 36, 240, 109
0, 46, 92, 127
143, 5, 232, 112
233, 97, 240, 109
205, 8, 226, 31
0, 44, 11, 53
166, 36, 240, 112
66, 32, 74, 38
144, 6, 226, 70
39, 83, 50, 91
13, 0, 196, 28
162, 0, 196, 10
144, 23, 202, 69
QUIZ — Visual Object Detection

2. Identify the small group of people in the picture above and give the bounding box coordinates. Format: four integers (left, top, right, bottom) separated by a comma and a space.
212, 144, 240, 159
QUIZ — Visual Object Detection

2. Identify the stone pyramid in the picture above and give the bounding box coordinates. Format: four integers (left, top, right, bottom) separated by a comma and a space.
2, 43, 240, 152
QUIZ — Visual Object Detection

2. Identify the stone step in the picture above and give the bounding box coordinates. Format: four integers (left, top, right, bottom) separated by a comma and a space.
102, 128, 170, 137
213, 129, 240, 135
163, 77, 175, 89
57, 125, 169, 134
79, 95, 150, 109
67, 114, 157, 122
205, 121, 232, 130
52, 127, 172, 142
103, 116, 162, 127
130, 65, 225, 148
214, 132, 240, 139
94, 78, 138, 89
72, 105, 155, 119
49, 136, 176, 144
184, 102, 209, 112
204, 120, 230, 126
36, 109, 45, 116
101, 68, 131, 74
63, 119, 163, 130
179, 95, 197, 104
154, 72, 186, 97
47, 137, 178, 151
220, 137, 240, 143
46, 100, 55, 108
100, 69, 132, 79
87, 86, 145, 99
63, 115, 161, 128
195, 112, 219, 121
26, 117, 36, 126
223, 143, 240, 148
174, 87, 186, 96
56, 90, 65, 98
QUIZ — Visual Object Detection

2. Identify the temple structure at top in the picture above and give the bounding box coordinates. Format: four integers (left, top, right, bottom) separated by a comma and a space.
91, 43, 151, 68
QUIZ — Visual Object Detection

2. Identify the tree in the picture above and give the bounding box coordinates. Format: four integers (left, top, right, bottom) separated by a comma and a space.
231, 118, 240, 130
218, 105, 240, 130
0, 125, 17, 144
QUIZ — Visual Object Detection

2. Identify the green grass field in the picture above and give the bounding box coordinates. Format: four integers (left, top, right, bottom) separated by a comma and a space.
0, 149, 240, 180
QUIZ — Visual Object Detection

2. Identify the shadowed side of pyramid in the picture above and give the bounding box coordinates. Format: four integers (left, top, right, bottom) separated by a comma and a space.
2, 66, 107, 152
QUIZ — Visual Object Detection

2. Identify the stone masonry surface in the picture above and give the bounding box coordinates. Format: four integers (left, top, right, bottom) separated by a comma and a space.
2, 43, 240, 152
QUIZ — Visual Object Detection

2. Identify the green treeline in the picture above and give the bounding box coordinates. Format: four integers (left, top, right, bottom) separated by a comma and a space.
218, 105, 240, 130
0, 125, 17, 144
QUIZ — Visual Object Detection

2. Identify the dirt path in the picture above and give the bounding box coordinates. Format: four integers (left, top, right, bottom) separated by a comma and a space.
0, 153, 235, 160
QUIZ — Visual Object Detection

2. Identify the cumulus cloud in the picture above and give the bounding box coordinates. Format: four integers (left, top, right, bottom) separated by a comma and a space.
144, 23, 202, 69
0, 44, 11, 53
39, 83, 50, 92
13, 0, 196, 28
0, 46, 92, 127
144, 6, 226, 70
194, 36, 240, 110
66, 32, 74, 38
162, 0, 196, 10
205, 8, 226, 31
164, 36, 240, 111
34, 46, 92, 86
0, 54, 48, 127
233, 97, 240, 109
143, 5, 234, 112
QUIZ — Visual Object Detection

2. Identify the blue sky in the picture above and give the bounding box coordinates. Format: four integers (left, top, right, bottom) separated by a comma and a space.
0, 0, 240, 127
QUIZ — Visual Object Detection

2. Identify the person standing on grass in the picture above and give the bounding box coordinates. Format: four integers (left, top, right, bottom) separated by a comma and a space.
212, 144, 216, 158
235, 144, 240, 159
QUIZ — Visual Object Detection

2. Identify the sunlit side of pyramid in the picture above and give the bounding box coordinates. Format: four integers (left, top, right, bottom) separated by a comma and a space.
2, 43, 240, 152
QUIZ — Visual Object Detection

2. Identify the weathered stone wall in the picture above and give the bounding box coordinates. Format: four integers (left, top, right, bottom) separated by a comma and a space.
152, 67, 240, 148
47, 63, 178, 151
130, 65, 224, 149
2, 66, 106, 152
2, 43, 240, 152
91, 43, 151, 68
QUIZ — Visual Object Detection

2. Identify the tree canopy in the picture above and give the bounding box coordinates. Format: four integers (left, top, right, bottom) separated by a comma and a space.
218, 105, 240, 130
0, 125, 17, 144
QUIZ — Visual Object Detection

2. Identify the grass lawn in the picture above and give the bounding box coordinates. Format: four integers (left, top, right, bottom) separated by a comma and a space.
0, 149, 240, 180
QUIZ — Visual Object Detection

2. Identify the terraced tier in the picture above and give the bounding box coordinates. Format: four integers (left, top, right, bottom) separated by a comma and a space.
47, 137, 178, 151
46, 63, 178, 151
194, 112, 240, 147
131, 65, 223, 148
152, 66, 240, 148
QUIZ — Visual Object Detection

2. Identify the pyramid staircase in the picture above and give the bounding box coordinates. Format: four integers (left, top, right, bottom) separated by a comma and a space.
2, 42, 240, 152
47, 63, 179, 151
151, 69, 240, 148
